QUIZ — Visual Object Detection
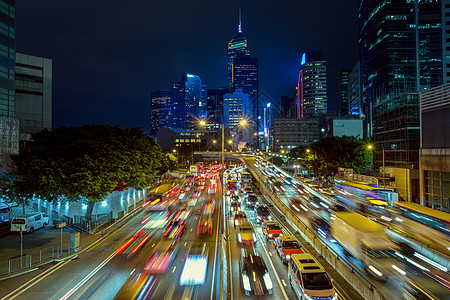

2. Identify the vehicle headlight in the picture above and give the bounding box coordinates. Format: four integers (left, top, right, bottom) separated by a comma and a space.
368, 265, 383, 277
332, 293, 338, 300
268, 233, 273, 238
235, 220, 239, 226
263, 273, 273, 290
285, 255, 291, 261
252, 233, 256, 242
257, 216, 261, 220
305, 295, 313, 300
238, 233, 242, 243
268, 215, 272, 220
242, 274, 251, 291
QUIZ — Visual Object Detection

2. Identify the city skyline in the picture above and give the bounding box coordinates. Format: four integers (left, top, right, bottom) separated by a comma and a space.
16, 0, 358, 130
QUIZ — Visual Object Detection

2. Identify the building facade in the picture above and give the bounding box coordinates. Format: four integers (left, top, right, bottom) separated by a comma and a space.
296, 51, 327, 119
419, 83, 450, 212
348, 61, 362, 117
339, 69, 350, 116
273, 117, 323, 151
206, 88, 228, 124
223, 89, 252, 148
15, 53, 52, 136
325, 117, 363, 138
373, 92, 420, 202
150, 90, 171, 136
0, 0, 16, 171
278, 96, 294, 119
359, 0, 446, 137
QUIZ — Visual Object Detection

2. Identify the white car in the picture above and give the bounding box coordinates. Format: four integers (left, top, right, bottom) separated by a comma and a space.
180, 242, 208, 286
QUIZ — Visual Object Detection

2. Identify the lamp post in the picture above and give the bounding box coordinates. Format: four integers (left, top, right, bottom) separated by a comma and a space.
368, 144, 385, 188
172, 149, 178, 170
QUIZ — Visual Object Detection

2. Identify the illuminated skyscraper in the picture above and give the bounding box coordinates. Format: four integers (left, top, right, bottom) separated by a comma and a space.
170, 73, 205, 129
227, 10, 258, 142
339, 69, 350, 116
150, 90, 171, 135
296, 51, 327, 119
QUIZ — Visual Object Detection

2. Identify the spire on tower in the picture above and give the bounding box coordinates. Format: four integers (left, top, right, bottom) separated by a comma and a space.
238, 8, 242, 33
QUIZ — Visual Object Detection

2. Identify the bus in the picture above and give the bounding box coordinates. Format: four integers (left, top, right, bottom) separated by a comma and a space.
239, 171, 252, 187
334, 180, 398, 206
393, 202, 449, 251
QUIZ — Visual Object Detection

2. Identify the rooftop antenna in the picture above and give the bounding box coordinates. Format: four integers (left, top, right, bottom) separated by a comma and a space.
238, 8, 242, 33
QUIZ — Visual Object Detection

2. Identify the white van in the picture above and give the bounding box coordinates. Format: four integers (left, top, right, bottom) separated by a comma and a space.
11, 213, 49, 233
288, 253, 337, 300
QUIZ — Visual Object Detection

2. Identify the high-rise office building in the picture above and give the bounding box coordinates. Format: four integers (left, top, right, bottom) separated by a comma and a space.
227, 11, 258, 138
170, 73, 205, 129
15, 53, 52, 136
339, 69, 350, 116
296, 51, 327, 119
0, 0, 16, 170
348, 61, 362, 117
278, 96, 294, 118
223, 88, 252, 148
0, 0, 15, 118
150, 90, 171, 135
359, 0, 445, 136
207, 88, 228, 123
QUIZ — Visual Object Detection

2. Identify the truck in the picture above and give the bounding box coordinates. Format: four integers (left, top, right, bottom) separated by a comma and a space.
330, 212, 399, 280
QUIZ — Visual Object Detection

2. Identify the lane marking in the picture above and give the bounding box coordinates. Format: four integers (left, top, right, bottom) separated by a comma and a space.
59, 250, 117, 299
172, 266, 177, 273
281, 279, 287, 287
130, 269, 135, 275
1, 259, 73, 300
164, 284, 176, 300
210, 191, 222, 300
257, 229, 289, 299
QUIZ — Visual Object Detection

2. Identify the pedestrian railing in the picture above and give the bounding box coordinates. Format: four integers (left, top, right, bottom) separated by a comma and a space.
0, 242, 75, 276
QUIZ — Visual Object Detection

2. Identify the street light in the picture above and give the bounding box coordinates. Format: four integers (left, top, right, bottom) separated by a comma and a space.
199, 120, 206, 126
367, 144, 385, 188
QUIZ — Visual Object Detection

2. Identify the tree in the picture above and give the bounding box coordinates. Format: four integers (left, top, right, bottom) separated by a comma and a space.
158, 153, 177, 174
300, 136, 372, 177
10, 125, 162, 219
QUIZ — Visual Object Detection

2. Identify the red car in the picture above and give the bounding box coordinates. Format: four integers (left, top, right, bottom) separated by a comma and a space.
274, 235, 303, 264
262, 221, 283, 240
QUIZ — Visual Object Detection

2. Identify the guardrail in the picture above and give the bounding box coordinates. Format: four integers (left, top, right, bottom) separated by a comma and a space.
0, 242, 75, 277
244, 159, 386, 300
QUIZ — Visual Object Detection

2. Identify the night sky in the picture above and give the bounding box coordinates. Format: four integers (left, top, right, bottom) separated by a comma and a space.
16, 0, 358, 131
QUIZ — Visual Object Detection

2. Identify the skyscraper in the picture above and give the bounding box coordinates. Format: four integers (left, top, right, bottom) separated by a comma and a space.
223, 88, 252, 147
207, 88, 228, 123
359, 0, 445, 136
150, 90, 171, 135
339, 69, 350, 116
0, 0, 17, 170
348, 61, 362, 117
15, 53, 52, 136
170, 73, 205, 129
0, 0, 15, 118
296, 51, 327, 119
278, 96, 294, 118
227, 11, 258, 142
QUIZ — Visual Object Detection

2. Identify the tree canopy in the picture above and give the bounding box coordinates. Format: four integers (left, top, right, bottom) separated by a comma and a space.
7, 125, 162, 218
299, 136, 372, 176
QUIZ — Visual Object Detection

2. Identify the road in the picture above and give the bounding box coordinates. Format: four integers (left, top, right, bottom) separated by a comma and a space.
0, 175, 222, 300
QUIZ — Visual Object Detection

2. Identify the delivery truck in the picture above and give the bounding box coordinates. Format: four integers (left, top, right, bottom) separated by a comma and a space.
331, 212, 399, 280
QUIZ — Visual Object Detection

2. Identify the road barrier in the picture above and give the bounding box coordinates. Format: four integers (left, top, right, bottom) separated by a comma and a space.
0, 242, 75, 277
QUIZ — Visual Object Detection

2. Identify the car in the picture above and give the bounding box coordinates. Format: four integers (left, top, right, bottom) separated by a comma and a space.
144, 239, 180, 273
197, 214, 213, 235
116, 229, 154, 256
240, 248, 273, 296
243, 186, 253, 194
246, 194, 258, 209
10, 212, 49, 233
255, 204, 272, 224
275, 235, 303, 264
290, 198, 309, 213
163, 209, 191, 239
262, 221, 283, 240
285, 177, 293, 185
310, 218, 330, 239
288, 253, 336, 300
234, 211, 247, 227
230, 200, 241, 213
237, 221, 256, 245
113, 272, 159, 300
273, 180, 285, 193
179, 242, 208, 286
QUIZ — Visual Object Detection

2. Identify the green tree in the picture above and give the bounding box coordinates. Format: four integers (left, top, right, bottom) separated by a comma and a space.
301, 136, 372, 177
158, 153, 177, 174
10, 125, 162, 219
